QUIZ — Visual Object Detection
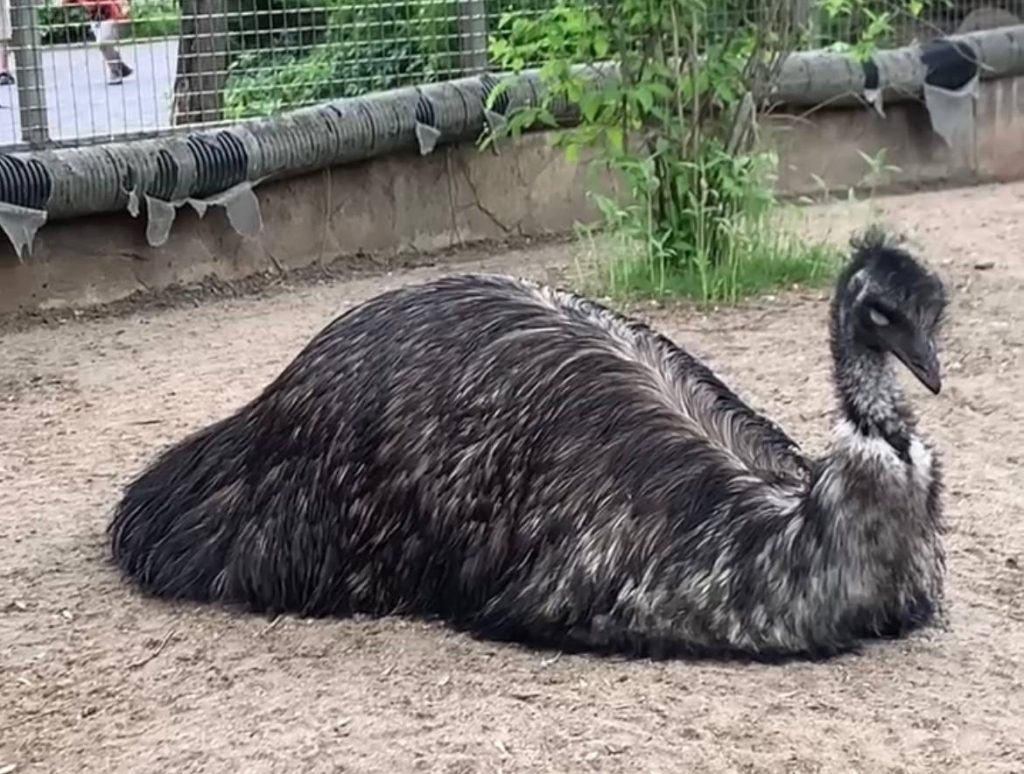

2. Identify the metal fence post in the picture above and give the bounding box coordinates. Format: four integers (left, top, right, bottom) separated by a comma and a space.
458, 0, 488, 75
10, 0, 49, 148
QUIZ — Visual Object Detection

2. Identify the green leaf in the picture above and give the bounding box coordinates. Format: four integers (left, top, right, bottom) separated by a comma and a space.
538, 108, 559, 128
579, 92, 604, 124
605, 126, 625, 153
634, 86, 654, 114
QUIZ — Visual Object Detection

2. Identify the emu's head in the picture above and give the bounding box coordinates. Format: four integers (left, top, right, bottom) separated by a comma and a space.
833, 228, 949, 395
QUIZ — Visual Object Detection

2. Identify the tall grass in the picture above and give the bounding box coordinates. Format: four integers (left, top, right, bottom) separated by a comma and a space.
575, 202, 841, 306
578, 218, 840, 305
571, 143, 843, 305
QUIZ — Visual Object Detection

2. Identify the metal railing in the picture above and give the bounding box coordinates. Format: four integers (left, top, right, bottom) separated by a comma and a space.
1, 0, 1022, 152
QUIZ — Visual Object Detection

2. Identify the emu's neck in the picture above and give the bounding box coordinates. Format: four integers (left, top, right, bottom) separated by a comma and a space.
791, 306, 943, 645
830, 317, 917, 460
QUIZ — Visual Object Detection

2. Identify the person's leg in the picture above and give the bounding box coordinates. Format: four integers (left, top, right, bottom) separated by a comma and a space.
96, 19, 132, 83
0, 0, 14, 85
0, 42, 11, 83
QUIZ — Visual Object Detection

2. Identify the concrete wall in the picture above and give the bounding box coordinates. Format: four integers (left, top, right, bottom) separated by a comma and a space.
2, 74, 1024, 314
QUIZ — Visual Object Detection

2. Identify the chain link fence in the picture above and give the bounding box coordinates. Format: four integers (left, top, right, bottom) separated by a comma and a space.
0, 0, 1021, 151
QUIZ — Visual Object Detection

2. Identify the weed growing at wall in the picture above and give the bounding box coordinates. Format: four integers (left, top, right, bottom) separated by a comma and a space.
483, 0, 928, 303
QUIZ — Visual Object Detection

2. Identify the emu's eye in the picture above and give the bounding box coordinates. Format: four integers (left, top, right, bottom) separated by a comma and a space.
868, 308, 891, 327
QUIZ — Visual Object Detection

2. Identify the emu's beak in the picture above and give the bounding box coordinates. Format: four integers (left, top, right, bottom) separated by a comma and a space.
893, 332, 942, 395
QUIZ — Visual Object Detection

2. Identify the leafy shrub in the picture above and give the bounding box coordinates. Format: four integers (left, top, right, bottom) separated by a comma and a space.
224, 0, 557, 120
38, 3, 90, 45
481, 0, 933, 303
129, 0, 181, 39
482, 0, 845, 303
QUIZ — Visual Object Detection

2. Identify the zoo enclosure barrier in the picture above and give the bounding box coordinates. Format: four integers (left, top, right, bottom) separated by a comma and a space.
1, 0, 1023, 152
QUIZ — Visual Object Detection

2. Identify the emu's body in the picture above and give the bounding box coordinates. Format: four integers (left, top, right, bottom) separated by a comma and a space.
109, 239, 948, 659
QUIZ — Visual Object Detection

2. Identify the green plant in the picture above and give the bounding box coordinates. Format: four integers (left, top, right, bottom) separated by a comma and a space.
38, 3, 90, 45
483, 0, 926, 304
128, 0, 181, 40
484, 0, 836, 304
224, 0, 553, 121
816, 0, 942, 53
225, 0, 460, 119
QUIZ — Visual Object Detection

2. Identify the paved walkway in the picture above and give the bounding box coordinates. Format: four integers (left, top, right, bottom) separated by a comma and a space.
0, 37, 178, 149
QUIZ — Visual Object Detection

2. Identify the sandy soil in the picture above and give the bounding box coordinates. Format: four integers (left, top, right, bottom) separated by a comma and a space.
1, 183, 1022, 774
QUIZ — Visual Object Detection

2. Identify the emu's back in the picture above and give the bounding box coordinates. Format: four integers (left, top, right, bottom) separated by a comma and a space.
109, 273, 808, 643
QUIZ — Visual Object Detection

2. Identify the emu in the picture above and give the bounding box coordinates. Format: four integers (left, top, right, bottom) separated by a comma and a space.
108, 229, 949, 660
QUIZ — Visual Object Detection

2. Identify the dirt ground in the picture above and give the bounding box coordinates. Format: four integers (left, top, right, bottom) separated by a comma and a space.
1, 182, 1022, 774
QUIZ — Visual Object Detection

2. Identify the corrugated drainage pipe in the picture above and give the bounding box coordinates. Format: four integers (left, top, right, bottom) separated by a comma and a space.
0, 26, 1021, 258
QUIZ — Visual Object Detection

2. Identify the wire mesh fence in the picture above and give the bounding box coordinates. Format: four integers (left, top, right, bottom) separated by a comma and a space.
0, 0, 1021, 151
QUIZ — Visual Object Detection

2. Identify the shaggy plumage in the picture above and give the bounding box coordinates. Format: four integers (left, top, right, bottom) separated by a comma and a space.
108, 229, 950, 660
